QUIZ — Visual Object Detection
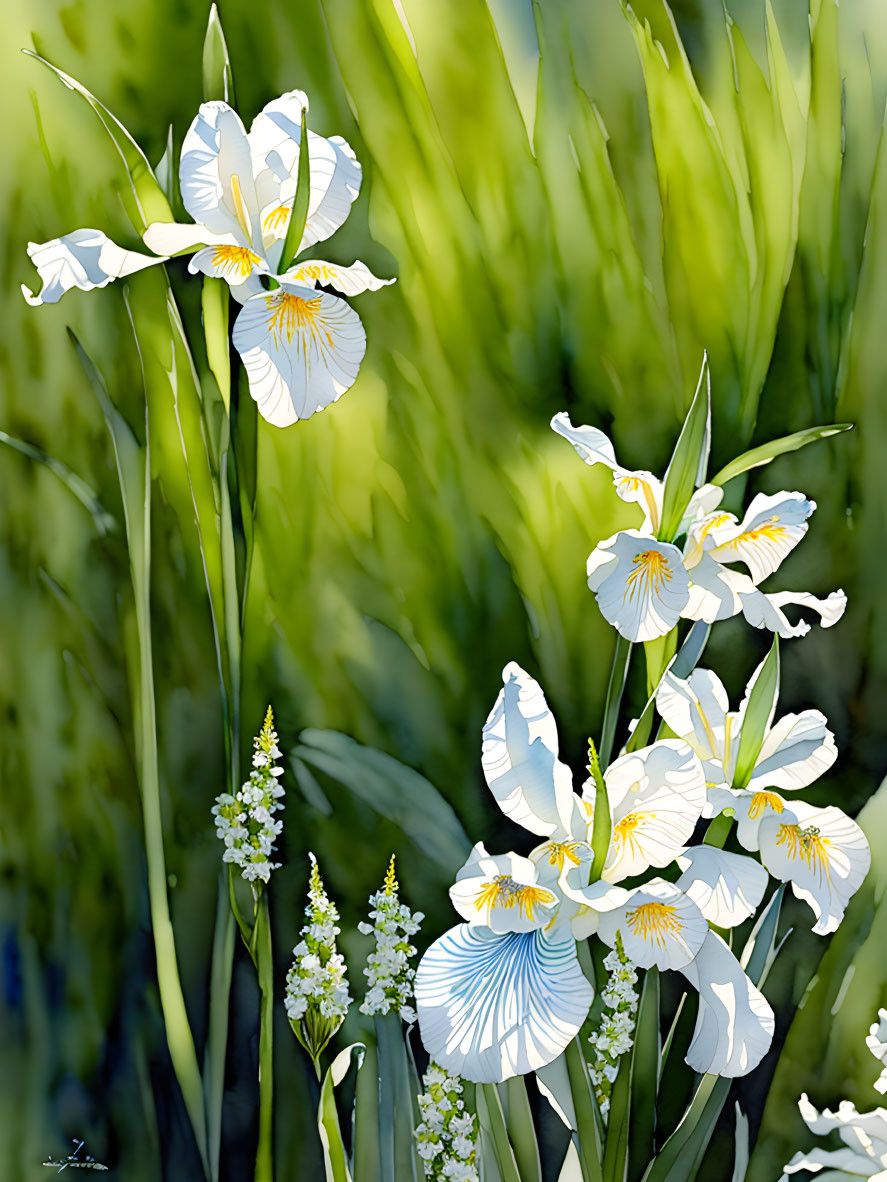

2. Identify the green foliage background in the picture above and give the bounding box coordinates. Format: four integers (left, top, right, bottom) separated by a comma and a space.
1, 0, 886, 1177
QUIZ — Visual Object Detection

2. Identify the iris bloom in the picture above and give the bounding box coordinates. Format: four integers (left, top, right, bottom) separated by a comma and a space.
23, 90, 393, 427
657, 663, 870, 935
552, 412, 846, 642
415, 662, 774, 1083
781, 1011, 887, 1181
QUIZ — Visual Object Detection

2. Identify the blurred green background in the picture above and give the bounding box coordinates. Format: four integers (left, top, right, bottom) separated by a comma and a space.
2, 0, 887, 1177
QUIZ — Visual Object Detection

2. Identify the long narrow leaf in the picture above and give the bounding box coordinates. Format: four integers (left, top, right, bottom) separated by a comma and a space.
710, 423, 852, 486
319, 1044, 366, 1182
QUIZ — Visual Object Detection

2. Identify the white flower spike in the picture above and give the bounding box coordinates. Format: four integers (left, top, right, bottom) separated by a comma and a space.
211, 705, 285, 883
552, 409, 847, 642
24, 88, 394, 427
358, 855, 424, 1024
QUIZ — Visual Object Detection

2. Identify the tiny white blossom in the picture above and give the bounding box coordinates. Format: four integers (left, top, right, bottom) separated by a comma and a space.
212, 706, 285, 883
415, 1063, 478, 1181
358, 855, 424, 1021
285, 854, 352, 1066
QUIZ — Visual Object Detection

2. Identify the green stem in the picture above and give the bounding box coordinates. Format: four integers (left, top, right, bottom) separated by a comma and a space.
205, 878, 235, 1182
599, 635, 632, 769
255, 890, 274, 1182
703, 814, 733, 849
131, 411, 209, 1175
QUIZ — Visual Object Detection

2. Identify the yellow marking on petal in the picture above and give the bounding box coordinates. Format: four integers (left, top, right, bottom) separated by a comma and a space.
748, 791, 784, 820
625, 902, 683, 946
263, 204, 291, 234
615, 474, 660, 531
775, 824, 832, 884
624, 549, 673, 604
230, 173, 253, 241
265, 291, 333, 349
722, 518, 790, 550
545, 841, 583, 869
294, 263, 339, 285
684, 512, 735, 566
210, 244, 262, 279
474, 876, 555, 922
612, 812, 651, 860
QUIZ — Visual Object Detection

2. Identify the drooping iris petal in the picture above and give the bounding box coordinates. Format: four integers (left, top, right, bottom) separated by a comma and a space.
738, 587, 848, 639
758, 800, 870, 934
449, 848, 558, 933
595, 878, 709, 970
655, 667, 732, 783
675, 846, 769, 928
480, 662, 576, 839
551, 411, 663, 532
142, 221, 238, 255
231, 281, 366, 427
679, 930, 774, 1077
283, 258, 395, 297
22, 229, 165, 306
249, 91, 362, 261
587, 530, 691, 642
180, 101, 262, 246
414, 924, 594, 1083
708, 492, 815, 584
747, 709, 837, 793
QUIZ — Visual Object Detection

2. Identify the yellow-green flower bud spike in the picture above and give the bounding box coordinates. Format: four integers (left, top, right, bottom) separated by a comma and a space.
587, 738, 612, 883
384, 853, 398, 897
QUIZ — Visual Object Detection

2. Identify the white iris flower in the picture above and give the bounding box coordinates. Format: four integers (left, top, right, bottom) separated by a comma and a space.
552, 412, 846, 642
781, 1010, 887, 1181
656, 662, 870, 935
415, 662, 775, 1083
23, 90, 393, 427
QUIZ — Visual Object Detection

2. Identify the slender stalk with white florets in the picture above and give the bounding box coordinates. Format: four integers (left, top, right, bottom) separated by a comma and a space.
212, 705, 285, 884
358, 854, 424, 1024
588, 934, 639, 1121
285, 853, 352, 1075
414, 1063, 479, 1181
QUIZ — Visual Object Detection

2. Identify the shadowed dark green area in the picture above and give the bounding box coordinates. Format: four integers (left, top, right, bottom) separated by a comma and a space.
2, 0, 887, 1178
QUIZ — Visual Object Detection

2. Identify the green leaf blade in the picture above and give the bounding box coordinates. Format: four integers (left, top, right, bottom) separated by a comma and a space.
658, 356, 711, 543
711, 423, 853, 487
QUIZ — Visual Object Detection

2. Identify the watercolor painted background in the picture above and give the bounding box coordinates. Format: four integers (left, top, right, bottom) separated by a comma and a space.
2, 0, 886, 1178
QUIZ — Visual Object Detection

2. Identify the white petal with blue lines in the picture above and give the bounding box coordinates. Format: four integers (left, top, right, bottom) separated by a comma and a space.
415, 924, 593, 1083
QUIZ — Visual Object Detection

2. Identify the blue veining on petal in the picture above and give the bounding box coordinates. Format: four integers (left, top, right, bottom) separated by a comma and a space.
415, 923, 593, 1083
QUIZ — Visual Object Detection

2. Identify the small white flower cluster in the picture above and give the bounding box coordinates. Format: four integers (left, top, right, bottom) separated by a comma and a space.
415, 1063, 478, 1181
212, 706, 285, 883
285, 854, 352, 1029
358, 855, 424, 1023
588, 935, 638, 1120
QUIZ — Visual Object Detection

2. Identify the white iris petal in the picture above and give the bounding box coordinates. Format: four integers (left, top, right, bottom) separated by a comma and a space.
231, 281, 366, 426
22, 229, 165, 306
587, 530, 691, 642
414, 924, 594, 1084
679, 930, 774, 1077
758, 800, 870, 935
480, 662, 577, 839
